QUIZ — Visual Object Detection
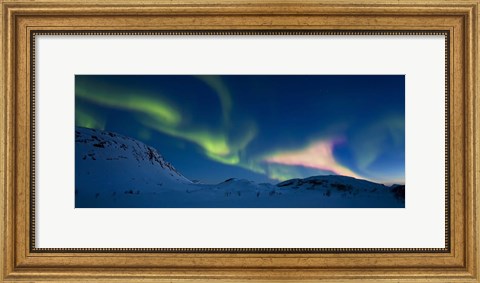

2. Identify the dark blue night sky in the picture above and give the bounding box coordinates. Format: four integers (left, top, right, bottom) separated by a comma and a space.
75, 75, 405, 185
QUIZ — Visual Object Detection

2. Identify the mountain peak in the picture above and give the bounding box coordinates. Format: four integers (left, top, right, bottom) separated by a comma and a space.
75, 127, 191, 199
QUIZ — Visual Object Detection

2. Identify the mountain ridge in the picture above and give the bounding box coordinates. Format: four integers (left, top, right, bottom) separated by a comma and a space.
75, 127, 405, 208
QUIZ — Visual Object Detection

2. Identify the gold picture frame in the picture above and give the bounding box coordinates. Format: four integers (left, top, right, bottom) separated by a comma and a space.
1, 0, 478, 281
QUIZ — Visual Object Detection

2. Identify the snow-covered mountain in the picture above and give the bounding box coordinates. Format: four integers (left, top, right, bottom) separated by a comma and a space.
75, 127, 405, 208
75, 127, 191, 207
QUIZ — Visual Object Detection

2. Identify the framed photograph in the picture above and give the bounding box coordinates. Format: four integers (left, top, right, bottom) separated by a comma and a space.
1, 0, 478, 282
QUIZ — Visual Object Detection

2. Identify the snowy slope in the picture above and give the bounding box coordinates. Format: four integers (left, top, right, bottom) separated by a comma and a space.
274, 175, 405, 208
75, 127, 191, 207
75, 127, 405, 208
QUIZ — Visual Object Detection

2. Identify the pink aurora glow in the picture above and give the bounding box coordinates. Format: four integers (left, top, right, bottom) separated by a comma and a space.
265, 139, 361, 179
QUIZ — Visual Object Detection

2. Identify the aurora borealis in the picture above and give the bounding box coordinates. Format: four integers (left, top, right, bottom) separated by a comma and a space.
75, 75, 405, 185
